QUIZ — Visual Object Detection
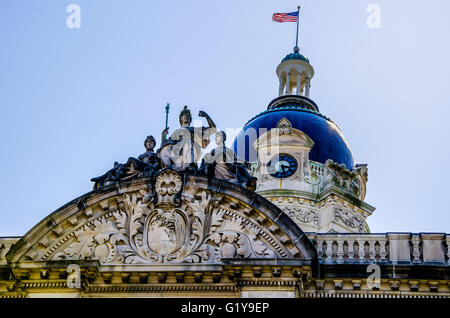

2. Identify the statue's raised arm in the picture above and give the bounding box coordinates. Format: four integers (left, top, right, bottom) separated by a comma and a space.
198, 110, 216, 129
158, 106, 216, 173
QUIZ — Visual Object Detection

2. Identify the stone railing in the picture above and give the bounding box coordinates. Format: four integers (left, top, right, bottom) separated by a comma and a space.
307, 233, 450, 265
1, 234, 449, 266
309, 161, 325, 176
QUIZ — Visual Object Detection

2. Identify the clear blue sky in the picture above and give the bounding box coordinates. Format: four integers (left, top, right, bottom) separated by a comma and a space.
1, 0, 449, 236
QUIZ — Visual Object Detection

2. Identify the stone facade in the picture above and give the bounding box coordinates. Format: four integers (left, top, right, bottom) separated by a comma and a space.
0, 172, 317, 298
0, 173, 449, 298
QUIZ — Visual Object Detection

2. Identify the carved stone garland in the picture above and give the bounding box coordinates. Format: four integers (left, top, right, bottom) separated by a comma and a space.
283, 206, 319, 226
334, 207, 364, 232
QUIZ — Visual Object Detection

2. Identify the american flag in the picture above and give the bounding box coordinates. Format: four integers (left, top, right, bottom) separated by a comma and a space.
272, 12, 299, 23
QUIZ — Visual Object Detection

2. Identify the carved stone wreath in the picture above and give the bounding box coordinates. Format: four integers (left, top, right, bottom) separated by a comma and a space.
52, 170, 279, 264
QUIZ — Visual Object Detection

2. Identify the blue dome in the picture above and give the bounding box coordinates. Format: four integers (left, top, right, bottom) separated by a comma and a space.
232, 104, 354, 169
281, 52, 309, 63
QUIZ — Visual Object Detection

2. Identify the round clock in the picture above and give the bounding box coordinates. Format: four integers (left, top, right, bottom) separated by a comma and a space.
267, 154, 298, 178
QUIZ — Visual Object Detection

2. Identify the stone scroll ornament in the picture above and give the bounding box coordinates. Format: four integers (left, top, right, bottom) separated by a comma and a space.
53, 169, 278, 264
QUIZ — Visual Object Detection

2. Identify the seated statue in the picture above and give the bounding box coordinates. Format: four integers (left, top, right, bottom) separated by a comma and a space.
200, 131, 257, 191
159, 106, 216, 173
91, 135, 161, 190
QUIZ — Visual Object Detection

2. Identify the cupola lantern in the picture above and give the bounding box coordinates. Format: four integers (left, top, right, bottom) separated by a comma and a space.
276, 47, 314, 98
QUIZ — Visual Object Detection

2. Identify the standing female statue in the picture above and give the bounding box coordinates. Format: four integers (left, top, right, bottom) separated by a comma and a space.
158, 106, 216, 172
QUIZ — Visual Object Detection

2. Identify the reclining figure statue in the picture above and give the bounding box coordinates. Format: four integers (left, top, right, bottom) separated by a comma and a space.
91, 135, 161, 190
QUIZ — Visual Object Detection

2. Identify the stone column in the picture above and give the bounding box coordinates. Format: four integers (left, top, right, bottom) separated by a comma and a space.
284, 73, 291, 95
296, 72, 302, 96
305, 77, 311, 97
278, 77, 284, 96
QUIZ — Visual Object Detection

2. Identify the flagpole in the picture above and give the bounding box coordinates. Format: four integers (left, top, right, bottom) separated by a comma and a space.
295, 6, 301, 51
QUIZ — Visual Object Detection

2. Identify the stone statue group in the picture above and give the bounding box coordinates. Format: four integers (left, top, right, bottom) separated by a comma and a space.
91, 106, 256, 191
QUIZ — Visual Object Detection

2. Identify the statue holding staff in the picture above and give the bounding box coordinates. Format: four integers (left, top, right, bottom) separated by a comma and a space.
159, 106, 217, 172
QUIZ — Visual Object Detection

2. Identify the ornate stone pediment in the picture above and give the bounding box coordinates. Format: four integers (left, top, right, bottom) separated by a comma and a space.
7, 170, 316, 266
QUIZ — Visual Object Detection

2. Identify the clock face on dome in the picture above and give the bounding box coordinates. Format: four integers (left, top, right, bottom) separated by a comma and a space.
267, 154, 298, 178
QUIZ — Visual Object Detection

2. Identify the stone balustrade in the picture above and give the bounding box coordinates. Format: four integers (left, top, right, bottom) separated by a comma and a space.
307, 232, 450, 265
309, 161, 325, 176
1, 234, 449, 266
